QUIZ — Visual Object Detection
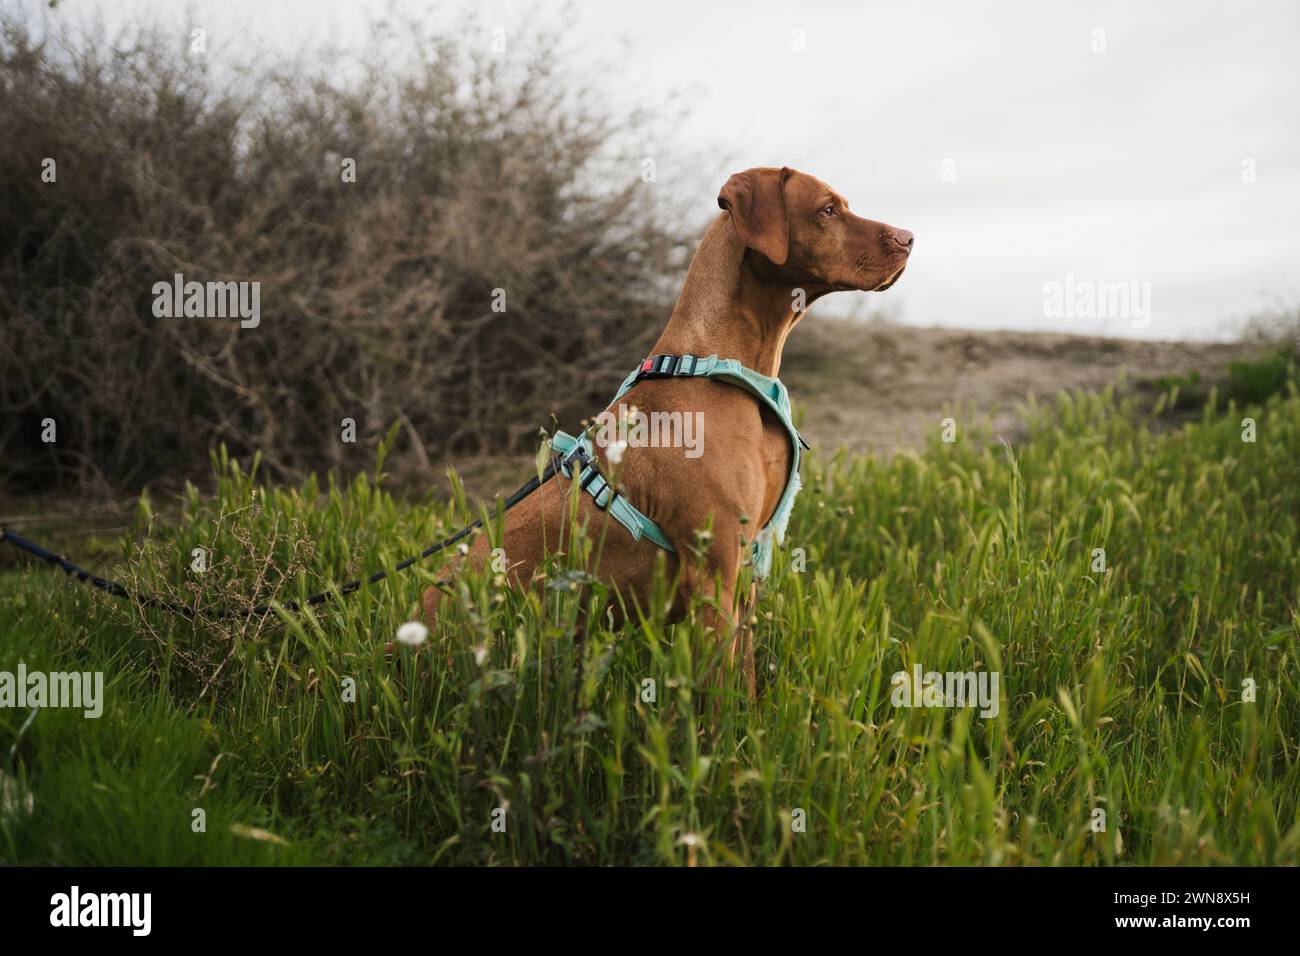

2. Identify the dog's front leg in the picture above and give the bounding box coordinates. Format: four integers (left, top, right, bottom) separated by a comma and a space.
731, 581, 759, 701
677, 528, 750, 704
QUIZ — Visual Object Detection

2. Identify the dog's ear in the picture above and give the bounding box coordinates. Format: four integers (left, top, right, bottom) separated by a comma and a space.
717, 167, 791, 266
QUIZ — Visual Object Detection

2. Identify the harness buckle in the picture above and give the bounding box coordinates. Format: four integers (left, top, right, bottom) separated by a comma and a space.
636, 353, 690, 380
555, 442, 618, 511
558, 442, 591, 473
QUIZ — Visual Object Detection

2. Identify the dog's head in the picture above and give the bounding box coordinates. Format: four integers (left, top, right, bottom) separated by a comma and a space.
717, 166, 912, 294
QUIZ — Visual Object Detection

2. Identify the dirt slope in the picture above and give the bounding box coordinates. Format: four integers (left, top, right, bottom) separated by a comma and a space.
781, 321, 1261, 456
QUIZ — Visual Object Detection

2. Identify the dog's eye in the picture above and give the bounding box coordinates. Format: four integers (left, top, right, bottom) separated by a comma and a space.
820, 204, 836, 218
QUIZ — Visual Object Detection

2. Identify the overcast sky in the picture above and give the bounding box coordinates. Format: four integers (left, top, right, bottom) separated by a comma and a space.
43, 0, 1300, 340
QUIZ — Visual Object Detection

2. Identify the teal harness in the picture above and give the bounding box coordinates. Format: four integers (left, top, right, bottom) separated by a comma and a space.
550, 353, 806, 580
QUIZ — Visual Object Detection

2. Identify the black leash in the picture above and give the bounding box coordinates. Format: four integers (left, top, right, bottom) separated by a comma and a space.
0, 452, 580, 620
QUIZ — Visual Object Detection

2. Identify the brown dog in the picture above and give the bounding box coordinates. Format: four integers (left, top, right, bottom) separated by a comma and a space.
421, 166, 911, 692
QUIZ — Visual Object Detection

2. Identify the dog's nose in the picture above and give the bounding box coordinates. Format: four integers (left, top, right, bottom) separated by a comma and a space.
889, 228, 914, 253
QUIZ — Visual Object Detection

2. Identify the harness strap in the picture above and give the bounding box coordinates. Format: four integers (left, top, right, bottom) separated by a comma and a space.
575, 352, 807, 580
550, 431, 675, 551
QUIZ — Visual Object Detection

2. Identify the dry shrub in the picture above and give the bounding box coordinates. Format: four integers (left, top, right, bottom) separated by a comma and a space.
0, 11, 692, 493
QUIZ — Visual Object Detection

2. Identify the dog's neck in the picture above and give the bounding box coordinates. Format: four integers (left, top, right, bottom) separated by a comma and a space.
650, 213, 804, 379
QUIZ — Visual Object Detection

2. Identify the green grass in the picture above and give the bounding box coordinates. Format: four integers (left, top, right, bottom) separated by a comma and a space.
2, 379, 1298, 866
1142, 348, 1298, 412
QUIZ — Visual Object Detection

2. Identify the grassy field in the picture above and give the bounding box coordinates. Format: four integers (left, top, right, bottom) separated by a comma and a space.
2, 375, 1298, 866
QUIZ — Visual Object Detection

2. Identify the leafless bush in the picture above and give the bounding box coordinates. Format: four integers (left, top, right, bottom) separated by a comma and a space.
1242, 302, 1300, 352
0, 11, 692, 493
